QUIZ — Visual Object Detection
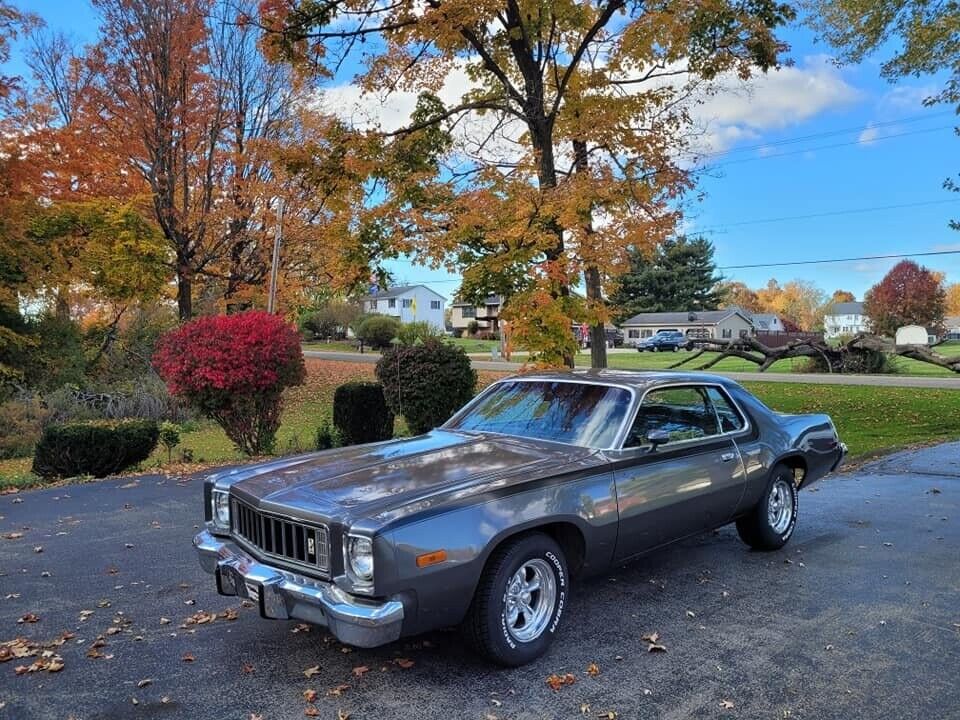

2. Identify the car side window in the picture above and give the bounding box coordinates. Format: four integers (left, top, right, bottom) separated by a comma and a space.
706, 387, 746, 433
625, 386, 720, 448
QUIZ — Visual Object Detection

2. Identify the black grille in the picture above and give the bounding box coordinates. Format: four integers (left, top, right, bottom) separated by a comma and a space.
230, 497, 330, 573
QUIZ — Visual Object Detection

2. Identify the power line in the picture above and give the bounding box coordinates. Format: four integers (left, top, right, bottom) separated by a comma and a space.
694, 109, 956, 159
718, 249, 960, 270
702, 124, 956, 169
695, 198, 960, 233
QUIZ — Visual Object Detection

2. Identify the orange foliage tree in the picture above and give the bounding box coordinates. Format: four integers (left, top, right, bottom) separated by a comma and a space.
258, 0, 795, 366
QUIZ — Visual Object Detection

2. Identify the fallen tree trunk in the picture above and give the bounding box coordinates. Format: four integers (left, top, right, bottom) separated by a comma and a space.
668, 333, 960, 375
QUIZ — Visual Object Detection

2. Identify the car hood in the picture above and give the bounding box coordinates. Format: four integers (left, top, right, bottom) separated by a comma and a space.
223, 430, 599, 527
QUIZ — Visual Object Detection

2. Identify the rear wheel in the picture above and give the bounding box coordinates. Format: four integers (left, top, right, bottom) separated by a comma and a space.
672, 345, 679, 352
463, 533, 568, 666
652, 346, 659, 352
736, 464, 798, 550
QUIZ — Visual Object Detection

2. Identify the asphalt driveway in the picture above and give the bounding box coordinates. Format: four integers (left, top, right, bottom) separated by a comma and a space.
1, 444, 958, 720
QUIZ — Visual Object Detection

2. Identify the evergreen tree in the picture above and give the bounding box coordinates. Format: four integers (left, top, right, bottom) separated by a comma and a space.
610, 237, 722, 323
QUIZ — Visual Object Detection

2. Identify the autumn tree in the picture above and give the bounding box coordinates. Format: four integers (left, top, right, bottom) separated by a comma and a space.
829, 289, 855, 305
717, 281, 762, 313
260, 0, 795, 366
609, 236, 722, 323
809, 0, 960, 231
864, 260, 946, 338
946, 283, 960, 316
754, 278, 826, 331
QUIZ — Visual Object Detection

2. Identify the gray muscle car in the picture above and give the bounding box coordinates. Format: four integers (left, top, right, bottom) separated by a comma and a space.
194, 370, 845, 665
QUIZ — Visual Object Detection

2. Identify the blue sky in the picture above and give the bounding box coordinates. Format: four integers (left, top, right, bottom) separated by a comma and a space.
12, 1, 960, 302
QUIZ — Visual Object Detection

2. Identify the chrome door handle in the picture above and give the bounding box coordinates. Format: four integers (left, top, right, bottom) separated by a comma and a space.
720, 452, 736, 462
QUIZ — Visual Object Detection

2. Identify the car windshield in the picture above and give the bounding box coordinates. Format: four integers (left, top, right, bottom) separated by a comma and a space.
446, 380, 633, 448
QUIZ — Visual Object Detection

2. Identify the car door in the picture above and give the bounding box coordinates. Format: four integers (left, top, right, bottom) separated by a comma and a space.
607, 384, 749, 560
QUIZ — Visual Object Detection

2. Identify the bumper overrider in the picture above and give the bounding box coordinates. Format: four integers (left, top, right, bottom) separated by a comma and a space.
193, 530, 404, 648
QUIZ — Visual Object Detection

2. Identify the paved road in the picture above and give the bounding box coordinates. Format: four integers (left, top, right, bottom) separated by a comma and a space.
2, 444, 959, 720
303, 350, 960, 388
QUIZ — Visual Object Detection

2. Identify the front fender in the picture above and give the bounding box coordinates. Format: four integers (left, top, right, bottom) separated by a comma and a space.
382, 470, 618, 635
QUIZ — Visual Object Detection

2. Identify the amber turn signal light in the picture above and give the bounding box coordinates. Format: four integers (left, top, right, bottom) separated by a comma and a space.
416, 550, 448, 568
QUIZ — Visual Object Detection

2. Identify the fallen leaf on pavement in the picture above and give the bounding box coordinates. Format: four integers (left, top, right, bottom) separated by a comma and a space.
719, 700, 735, 710
647, 642, 667, 653
1, 532, 23, 540
17, 613, 39, 624
641, 631, 659, 643
338, 710, 351, 720
545, 673, 576, 690
304, 707, 320, 717
137, 679, 152, 688
241, 662, 254, 674
303, 689, 318, 703
33, 546, 43, 553
597, 712, 617, 719
352, 665, 370, 678
327, 684, 350, 697
587, 662, 600, 676
394, 657, 415, 669
182, 653, 195, 663
303, 664, 321, 678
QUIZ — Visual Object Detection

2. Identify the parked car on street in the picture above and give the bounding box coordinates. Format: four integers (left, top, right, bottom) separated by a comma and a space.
194, 370, 845, 666
636, 329, 691, 352
583, 327, 624, 348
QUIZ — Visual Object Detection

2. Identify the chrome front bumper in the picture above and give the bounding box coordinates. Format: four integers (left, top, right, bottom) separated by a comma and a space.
193, 530, 404, 648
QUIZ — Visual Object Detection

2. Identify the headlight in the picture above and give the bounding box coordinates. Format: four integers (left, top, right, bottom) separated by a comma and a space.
346, 535, 374, 582
211, 490, 230, 529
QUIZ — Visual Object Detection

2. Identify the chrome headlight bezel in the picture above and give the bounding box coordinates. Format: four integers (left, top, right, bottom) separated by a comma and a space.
211, 489, 231, 531
344, 533, 375, 593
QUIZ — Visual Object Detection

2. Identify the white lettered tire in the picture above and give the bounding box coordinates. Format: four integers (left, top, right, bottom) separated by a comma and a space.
463, 532, 568, 666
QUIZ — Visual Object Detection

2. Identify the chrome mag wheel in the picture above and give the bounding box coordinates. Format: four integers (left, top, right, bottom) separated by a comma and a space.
768, 478, 795, 535
503, 558, 557, 643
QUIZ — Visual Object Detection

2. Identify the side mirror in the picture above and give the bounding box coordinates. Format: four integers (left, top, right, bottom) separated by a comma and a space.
646, 429, 671, 452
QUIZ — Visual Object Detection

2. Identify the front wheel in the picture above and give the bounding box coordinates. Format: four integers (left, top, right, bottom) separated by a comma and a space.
736, 464, 798, 551
463, 533, 568, 666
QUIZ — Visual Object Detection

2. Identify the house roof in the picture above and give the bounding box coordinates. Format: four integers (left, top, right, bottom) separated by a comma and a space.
944, 315, 960, 329
621, 309, 749, 327
452, 294, 503, 307
825, 301, 864, 315
356, 285, 446, 302
751, 313, 779, 329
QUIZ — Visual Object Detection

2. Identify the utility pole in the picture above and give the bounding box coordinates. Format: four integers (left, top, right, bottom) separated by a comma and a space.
267, 199, 284, 314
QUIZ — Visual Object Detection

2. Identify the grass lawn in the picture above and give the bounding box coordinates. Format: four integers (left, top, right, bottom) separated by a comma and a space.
3, 359, 959, 491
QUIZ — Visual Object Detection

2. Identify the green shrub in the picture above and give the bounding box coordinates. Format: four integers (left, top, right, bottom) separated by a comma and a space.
397, 321, 443, 346
333, 382, 394, 446
159, 421, 181, 463
357, 315, 401, 349
0, 396, 50, 459
300, 301, 359, 340
315, 421, 340, 450
451, 327, 464, 338
376, 340, 476, 435
32, 419, 160, 479
466, 320, 479, 336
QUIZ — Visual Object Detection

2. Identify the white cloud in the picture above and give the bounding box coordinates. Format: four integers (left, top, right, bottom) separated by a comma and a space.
690, 55, 860, 154
318, 54, 859, 164
858, 122, 879, 145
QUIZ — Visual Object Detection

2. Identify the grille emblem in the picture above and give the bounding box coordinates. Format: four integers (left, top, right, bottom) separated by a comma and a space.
307, 537, 316, 555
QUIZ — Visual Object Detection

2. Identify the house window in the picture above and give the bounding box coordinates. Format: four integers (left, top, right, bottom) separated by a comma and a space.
430, 300, 441, 310
641, 329, 654, 338
461, 306, 476, 318
367, 301, 377, 311
739, 329, 749, 338
721, 328, 732, 338
388, 298, 396, 308
628, 329, 640, 339
402, 298, 413, 308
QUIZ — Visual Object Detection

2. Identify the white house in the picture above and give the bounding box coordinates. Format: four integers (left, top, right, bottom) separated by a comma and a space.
823, 301, 870, 340
945, 316, 960, 341
751, 313, 785, 332
357, 285, 446, 330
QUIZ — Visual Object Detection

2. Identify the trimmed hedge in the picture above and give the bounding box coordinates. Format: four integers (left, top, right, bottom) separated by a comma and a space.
333, 382, 394, 446
357, 315, 400, 349
376, 340, 476, 435
32, 419, 160, 479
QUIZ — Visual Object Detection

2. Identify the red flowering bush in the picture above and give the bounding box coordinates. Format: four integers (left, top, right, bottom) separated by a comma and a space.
153, 311, 306, 455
